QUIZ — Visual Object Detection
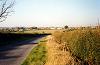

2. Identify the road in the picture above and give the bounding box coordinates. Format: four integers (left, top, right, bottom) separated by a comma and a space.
0, 36, 46, 65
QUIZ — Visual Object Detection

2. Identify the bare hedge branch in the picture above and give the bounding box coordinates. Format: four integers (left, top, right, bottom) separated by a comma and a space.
0, 0, 15, 22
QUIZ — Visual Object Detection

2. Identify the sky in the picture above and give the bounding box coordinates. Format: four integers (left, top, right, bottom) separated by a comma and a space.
0, 0, 100, 27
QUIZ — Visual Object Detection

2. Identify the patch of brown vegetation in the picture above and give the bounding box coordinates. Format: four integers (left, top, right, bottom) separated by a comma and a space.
45, 35, 75, 65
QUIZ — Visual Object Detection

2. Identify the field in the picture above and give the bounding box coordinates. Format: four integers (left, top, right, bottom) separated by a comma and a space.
14, 29, 64, 34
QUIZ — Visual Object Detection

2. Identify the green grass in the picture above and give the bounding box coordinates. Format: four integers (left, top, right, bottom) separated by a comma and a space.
21, 41, 47, 65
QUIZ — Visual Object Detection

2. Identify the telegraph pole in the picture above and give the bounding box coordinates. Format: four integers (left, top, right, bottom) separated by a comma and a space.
97, 18, 100, 28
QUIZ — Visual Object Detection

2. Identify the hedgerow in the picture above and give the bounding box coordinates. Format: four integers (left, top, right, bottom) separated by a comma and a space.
53, 29, 100, 65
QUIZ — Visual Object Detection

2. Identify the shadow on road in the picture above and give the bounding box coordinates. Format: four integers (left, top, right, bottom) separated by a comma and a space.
0, 34, 49, 60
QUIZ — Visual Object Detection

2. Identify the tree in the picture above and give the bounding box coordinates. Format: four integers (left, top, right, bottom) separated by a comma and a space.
64, 25, 68, 29
0, 0, 14, 22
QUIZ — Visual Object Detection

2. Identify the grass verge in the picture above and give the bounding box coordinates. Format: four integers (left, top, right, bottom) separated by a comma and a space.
21, 38, 47, 65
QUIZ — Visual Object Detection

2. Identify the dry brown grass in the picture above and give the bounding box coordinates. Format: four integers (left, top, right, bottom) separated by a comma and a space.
45, 35, 75, 65
22, 29, 64, 34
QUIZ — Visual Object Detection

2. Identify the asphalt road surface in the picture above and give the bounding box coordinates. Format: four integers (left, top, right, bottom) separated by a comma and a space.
0, 36, 45, 65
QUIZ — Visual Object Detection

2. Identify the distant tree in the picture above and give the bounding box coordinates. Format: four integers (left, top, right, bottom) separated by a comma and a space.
30, 27, 37, 29
64, 25, 68, 29
0, 0, 15, 22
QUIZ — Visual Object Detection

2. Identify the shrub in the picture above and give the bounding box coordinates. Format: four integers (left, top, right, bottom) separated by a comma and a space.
53, 29, 100, 65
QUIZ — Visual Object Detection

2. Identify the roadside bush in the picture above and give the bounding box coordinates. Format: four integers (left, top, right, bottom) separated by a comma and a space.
53, 29, 100, 65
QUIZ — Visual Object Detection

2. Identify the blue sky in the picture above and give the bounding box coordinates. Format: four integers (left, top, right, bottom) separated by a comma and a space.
0, 0, 100, 27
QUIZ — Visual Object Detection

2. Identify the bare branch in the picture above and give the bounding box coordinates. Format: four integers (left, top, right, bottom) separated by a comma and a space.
0, 0, 15, 22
